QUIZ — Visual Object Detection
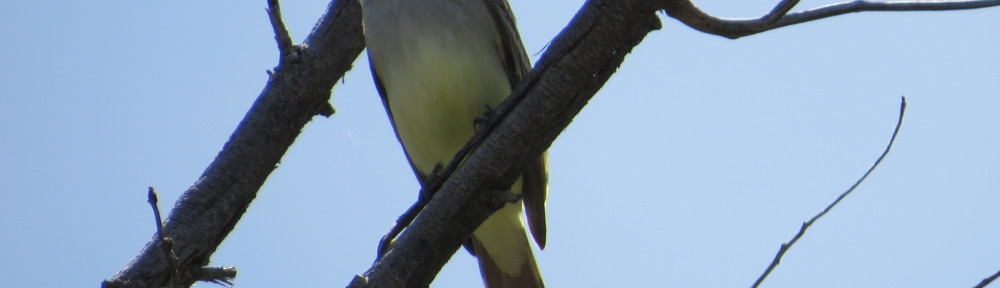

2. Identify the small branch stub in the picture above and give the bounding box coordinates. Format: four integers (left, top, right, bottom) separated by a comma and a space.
267, 0, 294, 59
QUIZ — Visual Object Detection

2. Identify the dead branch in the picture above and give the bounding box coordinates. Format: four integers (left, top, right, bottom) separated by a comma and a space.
752, 97, 907, 288
101, 0, 364, 287
662, 0, 1000, 39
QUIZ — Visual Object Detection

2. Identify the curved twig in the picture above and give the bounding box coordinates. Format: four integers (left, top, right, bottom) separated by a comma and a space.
751, 97, 907, 288
662, 0, 1000, 39
104, 0, 1000, 287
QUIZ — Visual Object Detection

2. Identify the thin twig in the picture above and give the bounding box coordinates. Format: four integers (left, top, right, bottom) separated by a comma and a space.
147, 187, 164, 246
761, 0, 802, 23
147, 187, 180, 287
267, 0, 294, 58
104, 0, 362, 285
751, 96, 907, 288
773, 0, 1000, 33
974, 269, 1000, 288
662, 0, 1000, 39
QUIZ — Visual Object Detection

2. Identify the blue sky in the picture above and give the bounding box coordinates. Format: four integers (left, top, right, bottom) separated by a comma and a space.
1, 0, 998, 287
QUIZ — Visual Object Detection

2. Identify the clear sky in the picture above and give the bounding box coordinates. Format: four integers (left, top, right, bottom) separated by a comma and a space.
1, 0, 998, 287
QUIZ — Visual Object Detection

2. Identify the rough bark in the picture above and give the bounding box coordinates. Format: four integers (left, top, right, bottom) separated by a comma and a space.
101, 0, 364, 287
103, 0, 1000, 287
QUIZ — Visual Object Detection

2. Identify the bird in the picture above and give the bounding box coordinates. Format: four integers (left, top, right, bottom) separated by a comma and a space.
361, 0, 547, 287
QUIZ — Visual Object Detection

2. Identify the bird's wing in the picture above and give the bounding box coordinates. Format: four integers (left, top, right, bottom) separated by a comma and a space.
369, 56, 430, 185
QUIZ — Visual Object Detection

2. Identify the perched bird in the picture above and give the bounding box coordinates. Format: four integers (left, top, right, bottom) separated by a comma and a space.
361, 0, 547, 287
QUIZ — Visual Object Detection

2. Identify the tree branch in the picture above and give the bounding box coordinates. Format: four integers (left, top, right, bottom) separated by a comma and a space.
751, 97, 907, 288
353, 1, 1000, 286
662, 0, 1000, 39
974, 269, 1000, 288
267, 0, 295, 61
101, 0, 364, 287
350, 1, 662, 287
146, 187, 181, 287
375, 0, 1000, 259
105, 0, 1000, 287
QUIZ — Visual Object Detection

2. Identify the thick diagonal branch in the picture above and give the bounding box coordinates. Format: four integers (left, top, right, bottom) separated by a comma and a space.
101, 1, 364, 287
349, 1, 662, 287
350, 0, 1000, 287
104, 0, 1000, 287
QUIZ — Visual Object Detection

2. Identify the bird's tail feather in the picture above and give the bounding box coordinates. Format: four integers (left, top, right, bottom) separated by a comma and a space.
470, 220, 544, 288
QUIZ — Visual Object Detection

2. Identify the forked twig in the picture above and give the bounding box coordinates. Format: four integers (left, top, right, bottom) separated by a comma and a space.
752, 96, 907, 288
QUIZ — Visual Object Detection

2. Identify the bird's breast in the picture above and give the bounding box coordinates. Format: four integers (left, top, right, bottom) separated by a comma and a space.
364, 0, 512, 175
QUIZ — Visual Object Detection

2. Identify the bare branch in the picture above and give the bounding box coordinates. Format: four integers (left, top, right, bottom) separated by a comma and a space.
356, 0, 999, 286
974, 269, 1000, 288
106, 0, 1000, 286
662, 0, 1000, 39
351, 1, 663, 287
761, 0, 802, 23
751, 97, 907, 288
101, 0, 364, 287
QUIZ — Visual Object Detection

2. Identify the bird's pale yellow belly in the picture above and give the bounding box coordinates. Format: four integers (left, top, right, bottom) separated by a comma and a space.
378, 22, 510, 176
